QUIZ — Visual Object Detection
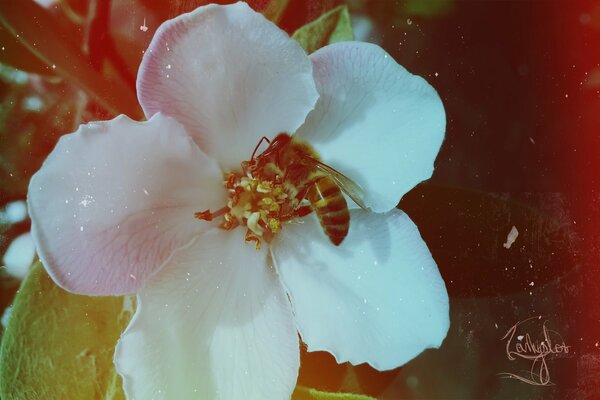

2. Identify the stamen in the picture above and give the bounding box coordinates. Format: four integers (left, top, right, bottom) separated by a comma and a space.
195, 151, 305, 250
194, 207, 228, 221
245, 230, 262, 250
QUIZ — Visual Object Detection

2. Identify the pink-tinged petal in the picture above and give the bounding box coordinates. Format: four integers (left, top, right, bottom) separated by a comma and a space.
137, 2, 318, 171
115, 228, 298, 400
295, 42, 446, 213
28, 113, 225, 296
272, 210, 449, 370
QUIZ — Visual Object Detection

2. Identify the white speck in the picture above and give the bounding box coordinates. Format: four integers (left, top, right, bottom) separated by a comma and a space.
2, 233, 35, 280
52, 64, 56, 69
363, 298, 367, 304
166, 74, 170, 78
140, 18, 148, 32
517, 335, 524, 341
143, 189, 149, 196
529, 137, 535, 144
407, 18, 412, 25
79, 195, 94, 207
529, 281, 534, 286
503, 225, 519, 249
1, 306, 12, 328
494, 323, 498, 329
65, 199, 69, 204
130, 274, 136, 280
4, 201, 27, 223
565, 94, 569, 98
80, 226, 84, 231
166, 64, 171, 69
23, 96, 43, 111
434, 72, 439, 77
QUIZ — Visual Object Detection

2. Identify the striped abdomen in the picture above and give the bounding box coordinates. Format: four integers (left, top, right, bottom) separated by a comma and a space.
306, 175, 349, 246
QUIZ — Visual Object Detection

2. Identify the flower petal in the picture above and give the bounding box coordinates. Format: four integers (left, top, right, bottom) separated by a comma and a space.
272, 209, 449, 370
115, 228, 298, 400
28, 113, 225, 295
137, 2, 318, 171
295, 42, 445, 212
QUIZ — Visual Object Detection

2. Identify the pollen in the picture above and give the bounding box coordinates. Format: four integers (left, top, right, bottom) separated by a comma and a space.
195, 167, 300, 249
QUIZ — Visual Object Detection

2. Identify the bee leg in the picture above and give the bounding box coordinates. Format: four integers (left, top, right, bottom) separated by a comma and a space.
294, 205, 313, 218
250, 136, 272, 161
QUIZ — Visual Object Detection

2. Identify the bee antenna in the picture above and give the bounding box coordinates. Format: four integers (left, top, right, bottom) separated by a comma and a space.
251, 136, 271, 161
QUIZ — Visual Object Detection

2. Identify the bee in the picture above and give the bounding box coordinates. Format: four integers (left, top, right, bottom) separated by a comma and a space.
247, 133, 368, 246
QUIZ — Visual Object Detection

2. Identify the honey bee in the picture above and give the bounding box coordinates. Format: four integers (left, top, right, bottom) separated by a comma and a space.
247, 133, 368, 246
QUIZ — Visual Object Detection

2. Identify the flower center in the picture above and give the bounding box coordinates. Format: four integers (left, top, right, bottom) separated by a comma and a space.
194, 136, 311, 250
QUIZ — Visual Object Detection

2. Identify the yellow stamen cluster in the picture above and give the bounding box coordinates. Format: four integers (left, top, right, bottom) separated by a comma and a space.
221, 172, 289, 249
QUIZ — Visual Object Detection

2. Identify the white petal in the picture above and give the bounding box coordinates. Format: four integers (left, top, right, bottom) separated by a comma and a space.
2, 232, 35, 280
272, 209, 449, 370
115, 228, 298, 400
295, 42, 445, 212
137, 2, 318, 171
28, 113, 225, 295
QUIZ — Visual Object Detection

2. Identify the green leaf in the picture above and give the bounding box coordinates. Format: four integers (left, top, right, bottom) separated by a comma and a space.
0, 262, 132, 399
293, 385, 376, 400
292, 5, 353, 54
263, 0, 290, 24
403, 0, 454, 18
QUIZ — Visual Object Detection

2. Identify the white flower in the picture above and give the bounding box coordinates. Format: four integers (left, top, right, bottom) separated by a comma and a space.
27, 3, 449, 399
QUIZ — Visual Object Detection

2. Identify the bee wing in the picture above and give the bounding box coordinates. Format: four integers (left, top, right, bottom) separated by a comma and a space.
299, 155, 369, 210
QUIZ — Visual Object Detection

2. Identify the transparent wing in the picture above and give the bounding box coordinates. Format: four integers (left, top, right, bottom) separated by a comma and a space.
299, 155, 369, 210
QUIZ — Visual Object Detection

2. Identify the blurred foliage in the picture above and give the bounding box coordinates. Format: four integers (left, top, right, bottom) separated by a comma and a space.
0, 262, 134, 400
292, 5, 353, 54
293, 386, 375, 400
0, 24, 55, 76
0, 0, 141, 118
403, 0, 453, 18
263, 0, 289, 24
0, 63, 79, 201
